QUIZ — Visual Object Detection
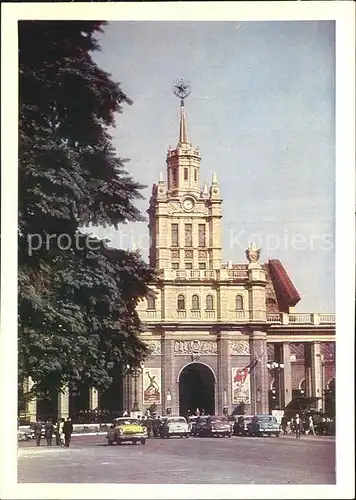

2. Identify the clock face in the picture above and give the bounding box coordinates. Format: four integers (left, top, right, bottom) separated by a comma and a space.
182, 197, 195, 211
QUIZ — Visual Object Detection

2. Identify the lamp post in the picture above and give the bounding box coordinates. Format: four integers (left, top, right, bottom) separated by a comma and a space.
267, 361, 284, 410
124, 361, 144, 414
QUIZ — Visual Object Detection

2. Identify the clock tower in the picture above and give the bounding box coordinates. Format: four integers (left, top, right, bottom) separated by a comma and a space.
148, 80, 222, 271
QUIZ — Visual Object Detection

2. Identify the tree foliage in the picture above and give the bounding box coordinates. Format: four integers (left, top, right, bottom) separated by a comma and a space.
18, 21, 156, 399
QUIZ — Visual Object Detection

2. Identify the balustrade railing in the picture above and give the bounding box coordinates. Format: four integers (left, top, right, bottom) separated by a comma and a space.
159, 268, 248, 281
139, 309, 335, 325
289, 313, 312, 324
319, 313, 336, 324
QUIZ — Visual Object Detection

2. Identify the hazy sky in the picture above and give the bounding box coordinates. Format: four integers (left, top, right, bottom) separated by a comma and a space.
91, 21, 335, 312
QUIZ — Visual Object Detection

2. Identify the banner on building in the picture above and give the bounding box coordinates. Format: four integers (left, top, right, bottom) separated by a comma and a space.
143, 368, 161, 405
232, 367, 251, 404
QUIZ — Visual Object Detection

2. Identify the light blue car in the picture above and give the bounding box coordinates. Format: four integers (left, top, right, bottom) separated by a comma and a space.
247, 414, 280, 437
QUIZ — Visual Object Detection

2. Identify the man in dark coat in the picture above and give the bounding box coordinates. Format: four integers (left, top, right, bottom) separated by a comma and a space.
33, 420, 42, 446
44, 419, 54, 446
63, 417, 73, 447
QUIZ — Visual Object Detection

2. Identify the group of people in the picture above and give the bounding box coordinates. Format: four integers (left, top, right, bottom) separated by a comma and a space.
280, 411, 334, 437
31, 417, 74, 447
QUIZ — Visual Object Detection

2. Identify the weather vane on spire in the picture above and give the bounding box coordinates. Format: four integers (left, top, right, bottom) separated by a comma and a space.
173, 79, 191, 106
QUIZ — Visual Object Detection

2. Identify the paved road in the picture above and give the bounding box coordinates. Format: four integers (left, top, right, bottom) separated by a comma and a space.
18, 434, 335, 484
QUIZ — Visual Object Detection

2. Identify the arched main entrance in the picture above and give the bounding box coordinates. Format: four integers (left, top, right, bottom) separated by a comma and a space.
178, 362, 215, 416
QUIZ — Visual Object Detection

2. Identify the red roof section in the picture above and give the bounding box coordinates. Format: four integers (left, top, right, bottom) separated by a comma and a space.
267, 259, 301, 312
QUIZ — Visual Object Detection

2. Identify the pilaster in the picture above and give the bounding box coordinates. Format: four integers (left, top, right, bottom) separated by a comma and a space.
162, 335, 175, 416
249, 330, 269, 414
89, 387, 99, 410
311, 342, 323, 410
58, 385, 69, 419
217, 332, 230, 414
282, 343, 292, 407
304, 343, 312, 397
24, 377, 37, 421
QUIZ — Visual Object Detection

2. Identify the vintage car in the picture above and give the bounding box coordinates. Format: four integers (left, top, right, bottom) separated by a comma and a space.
160, 416, 190, 438
247, 414, 280, 437
197, 416, 232, 438
188, 416, 199, 436
106, 417, 147, 445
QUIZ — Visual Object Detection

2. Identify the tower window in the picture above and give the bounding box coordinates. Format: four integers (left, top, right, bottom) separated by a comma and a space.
185, 224, 192, 247
192, 295, 200, 310
199, 262, 206, 269
235, 295, 244, 310
171, 223, 179, 247
184, 168, 188, 181
198, 224, 206, 247
172, 168, 177, 187
172, 262, 179, 269
185, 262, 192, 269
206, 294, 214, 311
177, 294, 185, 310
194, 169, 197, 182
147, 292, 156, 310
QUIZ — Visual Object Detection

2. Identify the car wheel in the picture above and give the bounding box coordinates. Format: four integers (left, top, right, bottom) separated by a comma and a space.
186, 434, 189, 438
276, 433, 280, 437
228, 434, 232, 438
180, 435, 183, 438
141, 439, 146, 445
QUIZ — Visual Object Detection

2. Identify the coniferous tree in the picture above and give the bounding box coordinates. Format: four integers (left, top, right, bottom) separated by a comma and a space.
18, 21, 156, 400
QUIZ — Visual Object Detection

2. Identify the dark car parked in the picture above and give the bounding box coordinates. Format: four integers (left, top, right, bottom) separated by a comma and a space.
197, 416, 232, 438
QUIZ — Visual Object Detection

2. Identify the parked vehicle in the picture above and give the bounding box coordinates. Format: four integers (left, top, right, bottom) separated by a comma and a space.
188, 416, 199, 436
17, 428, 35, 441
233, 415, 254, 436
247, 414, 280, 437
193, 416, 209, 436
106, 418, 147, 445
160, 416, 190, 438
197, 416, 232, 438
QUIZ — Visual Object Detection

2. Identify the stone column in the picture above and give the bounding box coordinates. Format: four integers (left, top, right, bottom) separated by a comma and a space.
58, 385, 69, 419
217, 332, 230, 415
122, 374, 132, 414
304, 343, 312, 397
89, 387, 99, 410
24, 377, 37, 421
282, 343, 292, 408
162, 335, 175, 415
311, 342, 323, 410
249, 331, 269, 414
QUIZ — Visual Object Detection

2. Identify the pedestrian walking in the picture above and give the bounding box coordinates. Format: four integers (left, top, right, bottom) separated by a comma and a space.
294, 414, 302, 439
44, 419, 54, 446
33, 420, 42, 446
63, 417, 73, 447
58, 418, 65, 446
308, 415, 315, 435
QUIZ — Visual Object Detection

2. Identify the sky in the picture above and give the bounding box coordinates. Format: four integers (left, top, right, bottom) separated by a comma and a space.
91, 21, 335, 312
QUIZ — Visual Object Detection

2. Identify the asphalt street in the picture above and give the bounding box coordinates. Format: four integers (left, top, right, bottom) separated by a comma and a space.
18, 434, 335, 484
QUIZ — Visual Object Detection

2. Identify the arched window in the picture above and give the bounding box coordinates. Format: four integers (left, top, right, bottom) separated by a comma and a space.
191, 295, 200, 310
206, 294, 214, 311
299, 379, 306, 392
147, 293, 156, 310
327, 378, 335, 391
177, 294, 186, 310
235, 295, 244, 310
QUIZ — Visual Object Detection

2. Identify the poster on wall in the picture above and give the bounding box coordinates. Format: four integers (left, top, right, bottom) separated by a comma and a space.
143, 368, 161, 405
232, 367, 251, 405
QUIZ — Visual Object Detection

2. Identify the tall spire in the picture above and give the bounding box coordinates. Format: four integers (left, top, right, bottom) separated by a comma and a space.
173, 79, 191, 145
179, 102, 188, 144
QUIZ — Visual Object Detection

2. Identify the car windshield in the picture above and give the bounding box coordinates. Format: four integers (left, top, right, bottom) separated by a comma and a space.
168, 417, 186, 424
210, 417, 228, 423
115, 418, 139, 425
258, 416, 276, 423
